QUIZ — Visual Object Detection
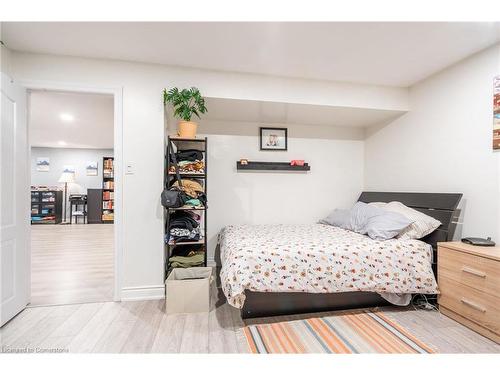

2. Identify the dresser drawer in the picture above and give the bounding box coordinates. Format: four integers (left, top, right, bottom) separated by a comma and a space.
438, 246, 500, 298
438, 276, 500, 335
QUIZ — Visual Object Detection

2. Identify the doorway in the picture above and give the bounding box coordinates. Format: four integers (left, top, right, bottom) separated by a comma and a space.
27, 88, 120, 306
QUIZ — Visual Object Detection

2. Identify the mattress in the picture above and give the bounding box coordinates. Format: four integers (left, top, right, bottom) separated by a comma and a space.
219, 224, 438, 309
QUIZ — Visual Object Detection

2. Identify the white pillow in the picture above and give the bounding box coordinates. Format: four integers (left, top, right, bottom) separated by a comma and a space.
369, 201, 441, 240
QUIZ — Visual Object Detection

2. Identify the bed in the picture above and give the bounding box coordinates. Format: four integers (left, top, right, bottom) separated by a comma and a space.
220, 192, 462, 319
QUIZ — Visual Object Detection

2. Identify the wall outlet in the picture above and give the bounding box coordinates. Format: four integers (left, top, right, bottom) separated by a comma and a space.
126, 163, 134, 174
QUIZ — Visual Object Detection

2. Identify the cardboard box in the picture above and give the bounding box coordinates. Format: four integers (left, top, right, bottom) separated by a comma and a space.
166, 267, 212, 314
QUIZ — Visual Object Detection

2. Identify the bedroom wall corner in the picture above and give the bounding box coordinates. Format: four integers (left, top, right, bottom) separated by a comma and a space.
364, 43, 500, 241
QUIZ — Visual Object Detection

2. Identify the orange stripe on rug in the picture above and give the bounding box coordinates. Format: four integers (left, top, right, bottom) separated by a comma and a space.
243, 327, 258, 353
258, 324, 279, 353
353, 312, 413, 353
281, 321, 307, 353
275, 323, 300, 353
307, 318, 352, 353
340, 313, 389, 353
243, 309, 434, 354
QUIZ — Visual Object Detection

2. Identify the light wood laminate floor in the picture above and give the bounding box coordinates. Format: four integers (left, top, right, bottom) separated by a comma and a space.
31, 224, 114, 306
2, 283, 499, 353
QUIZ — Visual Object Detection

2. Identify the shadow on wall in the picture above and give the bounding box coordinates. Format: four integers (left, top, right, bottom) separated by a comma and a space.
206, 161, 248, 263
196, 120, 366, 141
364, 112, 408, 138
454, 198, 467, 240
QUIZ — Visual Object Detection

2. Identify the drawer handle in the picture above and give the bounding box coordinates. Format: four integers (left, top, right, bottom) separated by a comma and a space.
460, 298, 486, 313
461, 266, 486, 278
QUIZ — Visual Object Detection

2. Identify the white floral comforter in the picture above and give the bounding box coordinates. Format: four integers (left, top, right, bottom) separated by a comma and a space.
219, 224, 438, 309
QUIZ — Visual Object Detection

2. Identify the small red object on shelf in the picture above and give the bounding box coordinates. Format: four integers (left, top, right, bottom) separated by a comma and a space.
290, 160, 305, 166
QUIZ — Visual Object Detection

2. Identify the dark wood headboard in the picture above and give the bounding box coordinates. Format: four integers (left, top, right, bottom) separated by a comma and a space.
358, 191, 463, 250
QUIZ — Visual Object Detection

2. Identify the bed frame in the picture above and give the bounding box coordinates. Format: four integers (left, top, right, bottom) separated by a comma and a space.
241, 191, 463, 319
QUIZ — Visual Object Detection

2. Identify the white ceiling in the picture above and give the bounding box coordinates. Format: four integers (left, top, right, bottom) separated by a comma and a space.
3, 22, 500, 87
200, 97, 406, 128
29, 90, 114, 149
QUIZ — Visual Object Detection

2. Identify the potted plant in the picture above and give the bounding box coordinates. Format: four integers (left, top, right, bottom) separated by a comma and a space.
163, 87, 208, 138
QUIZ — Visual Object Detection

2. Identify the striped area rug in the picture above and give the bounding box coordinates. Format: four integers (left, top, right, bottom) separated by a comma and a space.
243, 310, 435, 353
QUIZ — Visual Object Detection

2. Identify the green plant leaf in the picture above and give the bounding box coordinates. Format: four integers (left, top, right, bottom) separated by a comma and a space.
163, 86, 207, 121
191, 108, 200, 119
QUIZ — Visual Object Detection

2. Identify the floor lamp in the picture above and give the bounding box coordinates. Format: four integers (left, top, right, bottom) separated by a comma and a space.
58, 172, 75, 224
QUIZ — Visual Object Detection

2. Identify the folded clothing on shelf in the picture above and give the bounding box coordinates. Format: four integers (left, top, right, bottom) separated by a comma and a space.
184, 198, 202, 207
170, 149, 204, 162
168, 160, 205, 174
172, 179, 204, 199
167, 211, 202, 243
171, 245, 204, 257
170, 227, 200, 242
168, 249, 205, 269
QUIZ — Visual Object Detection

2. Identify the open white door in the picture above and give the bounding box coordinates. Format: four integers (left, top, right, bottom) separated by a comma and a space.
1, 72, 29, 326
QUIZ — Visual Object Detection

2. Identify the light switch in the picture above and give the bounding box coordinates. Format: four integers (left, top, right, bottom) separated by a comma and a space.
126, 163, 134, 174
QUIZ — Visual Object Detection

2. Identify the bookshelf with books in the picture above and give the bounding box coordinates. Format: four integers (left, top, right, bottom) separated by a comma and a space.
31, 190, 63, 224
102, 156, 114, 223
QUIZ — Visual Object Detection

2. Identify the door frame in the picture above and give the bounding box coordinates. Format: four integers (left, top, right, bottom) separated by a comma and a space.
21, 79, 124, 302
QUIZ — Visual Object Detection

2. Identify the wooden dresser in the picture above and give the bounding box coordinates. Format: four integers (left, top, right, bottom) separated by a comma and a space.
438, 242, 500, 343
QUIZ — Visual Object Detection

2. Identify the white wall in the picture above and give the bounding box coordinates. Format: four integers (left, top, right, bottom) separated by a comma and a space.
10, 51, 379, 297
0, 25, 14, 79
8, 46, 500, 299
197, 122, 364, 259
365, 44, 500, 241
31, 147, 114, 190
31, 147, 114, 220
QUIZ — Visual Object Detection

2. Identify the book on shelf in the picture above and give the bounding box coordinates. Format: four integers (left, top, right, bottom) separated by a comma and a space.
103, 181, 114, 190
103, 200, 114, 209
103, 191, 114, 200
103, 158, 114, 169
102, 210, 114, 221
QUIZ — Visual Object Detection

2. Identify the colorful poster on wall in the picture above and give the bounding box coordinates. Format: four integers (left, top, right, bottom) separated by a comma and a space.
494, 75, 500, 150
86, 161, 98, 176
36, 157, 50, 172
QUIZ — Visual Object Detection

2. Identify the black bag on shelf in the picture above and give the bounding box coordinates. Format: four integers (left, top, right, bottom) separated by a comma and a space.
161, 187, 186, 208
161, 140, 187, 208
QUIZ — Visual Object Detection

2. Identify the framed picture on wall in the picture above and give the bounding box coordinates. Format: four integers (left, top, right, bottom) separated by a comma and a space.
259, 127, 288, 151
86, 161, 98, 176
63, 165, 75, 174
494, 75, 500, 150
36, 157, 50, 172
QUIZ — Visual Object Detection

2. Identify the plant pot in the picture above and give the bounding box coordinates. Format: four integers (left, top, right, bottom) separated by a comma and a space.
177, 121, 198, 138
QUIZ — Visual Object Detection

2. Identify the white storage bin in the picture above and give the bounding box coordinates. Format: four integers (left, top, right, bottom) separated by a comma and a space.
165, 267, 213, 314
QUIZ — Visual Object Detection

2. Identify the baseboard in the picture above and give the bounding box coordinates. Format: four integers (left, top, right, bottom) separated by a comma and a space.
121, 285, 165, 301
121, 261, 216, 301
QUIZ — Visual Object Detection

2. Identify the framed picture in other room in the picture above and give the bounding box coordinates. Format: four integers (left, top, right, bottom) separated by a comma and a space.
260, 127, 287, 151
86, 161, 98, 176
36, 157, 50, 172
63, 165, 75, 174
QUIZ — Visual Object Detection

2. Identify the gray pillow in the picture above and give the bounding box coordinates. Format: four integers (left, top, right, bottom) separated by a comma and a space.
319, 209, 352, 230
320, 202, 414, 240
350, 202, 414, 240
